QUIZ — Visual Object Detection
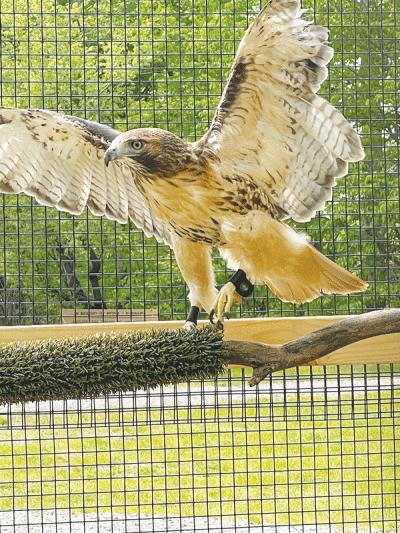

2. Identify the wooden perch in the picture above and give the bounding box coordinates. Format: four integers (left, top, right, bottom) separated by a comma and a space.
225, 308, 400, 386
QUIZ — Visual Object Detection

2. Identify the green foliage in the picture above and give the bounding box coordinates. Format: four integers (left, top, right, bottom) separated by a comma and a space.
0, 0, 398, 324
0, 326, 229, 404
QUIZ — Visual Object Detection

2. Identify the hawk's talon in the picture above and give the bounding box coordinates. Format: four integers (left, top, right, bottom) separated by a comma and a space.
209, 309, 224, 331
216, 319, 224, 331
181, 321, 197, 332
210, 281, 243, 328
209, 309, 216, 325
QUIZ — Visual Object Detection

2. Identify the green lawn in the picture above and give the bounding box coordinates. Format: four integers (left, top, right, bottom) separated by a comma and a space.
0, 388, 399, 531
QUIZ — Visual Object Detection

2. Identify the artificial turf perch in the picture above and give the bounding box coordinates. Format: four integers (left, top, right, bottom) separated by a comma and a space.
0, 327, 228, 405
0, 308, 399, 405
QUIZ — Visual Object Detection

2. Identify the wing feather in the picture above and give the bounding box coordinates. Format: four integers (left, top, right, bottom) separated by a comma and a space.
0, 107, 171, 245
201, 0, 364, 222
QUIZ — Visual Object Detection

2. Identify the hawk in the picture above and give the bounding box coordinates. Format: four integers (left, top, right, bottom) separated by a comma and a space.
0, 0, 367, 329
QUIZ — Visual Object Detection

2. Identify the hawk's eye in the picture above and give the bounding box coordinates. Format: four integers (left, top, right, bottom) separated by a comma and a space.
131, 140, 144, 150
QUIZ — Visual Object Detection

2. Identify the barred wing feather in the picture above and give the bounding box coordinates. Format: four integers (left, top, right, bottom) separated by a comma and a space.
0, 107, 171, 245
202, 0, 364, 222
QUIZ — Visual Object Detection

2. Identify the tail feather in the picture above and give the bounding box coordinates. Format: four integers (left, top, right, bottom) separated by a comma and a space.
311, 249, 368, 297
266, 242, 368, 304
221, 212, 368, 304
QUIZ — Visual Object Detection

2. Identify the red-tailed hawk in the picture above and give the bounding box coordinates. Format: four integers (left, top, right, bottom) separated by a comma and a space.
0, 0, 367, 329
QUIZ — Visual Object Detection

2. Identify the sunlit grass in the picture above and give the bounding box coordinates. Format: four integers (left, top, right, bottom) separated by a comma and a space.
0, 390, 399, 531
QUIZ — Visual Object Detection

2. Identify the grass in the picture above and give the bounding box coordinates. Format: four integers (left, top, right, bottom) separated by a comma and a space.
0, 385, 399, 532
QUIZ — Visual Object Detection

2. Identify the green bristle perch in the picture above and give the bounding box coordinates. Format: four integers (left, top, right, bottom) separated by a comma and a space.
0, 327, 229, 405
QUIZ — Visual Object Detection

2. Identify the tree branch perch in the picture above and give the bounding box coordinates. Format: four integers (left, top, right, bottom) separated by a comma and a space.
0, 309, 399, 404
226, 308, 400, 386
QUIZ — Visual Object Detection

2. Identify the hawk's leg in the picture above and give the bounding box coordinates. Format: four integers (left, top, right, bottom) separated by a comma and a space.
171, 234, 218, 330
210, 269, 254, 329
182, 305, 200, 331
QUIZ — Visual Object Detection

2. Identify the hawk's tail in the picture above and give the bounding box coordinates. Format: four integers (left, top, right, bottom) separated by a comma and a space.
220, 212, 368, 304
263, 240, 368, 304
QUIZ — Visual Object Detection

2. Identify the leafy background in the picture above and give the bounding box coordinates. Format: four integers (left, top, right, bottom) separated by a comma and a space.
0, 0, 399, 325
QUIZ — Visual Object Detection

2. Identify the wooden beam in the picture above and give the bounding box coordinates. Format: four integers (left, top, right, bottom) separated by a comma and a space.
0, 315, 399, 367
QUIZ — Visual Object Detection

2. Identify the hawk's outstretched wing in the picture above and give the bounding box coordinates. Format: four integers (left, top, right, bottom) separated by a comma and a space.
0, 107, 171, 245
201, 0, 364, 222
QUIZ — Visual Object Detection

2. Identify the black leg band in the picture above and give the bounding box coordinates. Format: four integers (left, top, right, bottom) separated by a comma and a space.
229, 269, 254, 298
186, 305, 200, 325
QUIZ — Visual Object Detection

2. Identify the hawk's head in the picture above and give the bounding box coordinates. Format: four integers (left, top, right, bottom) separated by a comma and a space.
104, 128, 190, 178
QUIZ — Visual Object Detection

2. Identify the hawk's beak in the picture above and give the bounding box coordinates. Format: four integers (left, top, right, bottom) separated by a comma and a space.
104, 148, 119, 167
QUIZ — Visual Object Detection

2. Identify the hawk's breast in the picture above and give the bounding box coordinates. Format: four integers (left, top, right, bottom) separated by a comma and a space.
133, 161, 278, 246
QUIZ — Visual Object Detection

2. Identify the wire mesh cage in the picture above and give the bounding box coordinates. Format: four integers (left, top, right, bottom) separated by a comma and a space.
0, 0, 399, 325
0, 0, 399, 532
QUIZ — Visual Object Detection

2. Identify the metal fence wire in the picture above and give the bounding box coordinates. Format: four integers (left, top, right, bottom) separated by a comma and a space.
0, 366, 399, 532
0, 0, 399, 325
0, 0, 399, 532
